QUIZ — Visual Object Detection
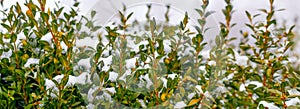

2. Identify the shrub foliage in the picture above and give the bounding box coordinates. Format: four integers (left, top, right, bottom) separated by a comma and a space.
0, 0, 300, 109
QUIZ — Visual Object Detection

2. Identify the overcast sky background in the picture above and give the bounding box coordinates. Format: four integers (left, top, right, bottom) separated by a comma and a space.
1, 0, 299, 52
2, 0, 299, 25
86, 0, 300, 26
3, 0, 300, 32
70, 0, 300, 40
2, 0, 300, 48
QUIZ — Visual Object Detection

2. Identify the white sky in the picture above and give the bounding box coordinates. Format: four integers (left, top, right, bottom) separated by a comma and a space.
89, 0, 300, 40
2, 0, 300, 51
3, 0, 300, 26
2, 0, 300, 46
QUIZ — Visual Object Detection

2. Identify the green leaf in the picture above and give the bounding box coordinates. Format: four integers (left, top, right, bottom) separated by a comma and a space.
119, 11, 125, 23
24, 104, 33, 109
285, 42, 294, 52
94, 53, 101, 62
41, 12, 49, 22
183, 12, 188, 28
117, 80, 126, 87
157, 39, 165, 55
1, 23, 11, 31
245, 11, 251, 20
258, 9, 267, 13
15, 69, 24, 76
198, 19, 206, 27
85, 21, 93, 29
60, 74, 69, 88
73, 2, 80, 7
265, 96, 281, 102
195, 9, 203, 16
247, 84, 257, 89
59, 56, 68, 69
91, 26, 101, 32
7, 12, 13, 22
91, 10, 96, 18
64, 13, 70, 20
126, 12, 134, 20
11, 19, 18, 31
0, 0, 4, 6
205, 11, 215, 18
215, 36, 221, 46
267, 19, 276, 26
55, 7, 64, 17
10, 34, 17, 43
150, 17, 156, 33
258, 104, 264, 109
71, 102, 82, 107
92, 73, 100, 86
248, 73, 262, 82
62, 35, 70, 47
180, 21, 184, 30
267, 89, 282, 96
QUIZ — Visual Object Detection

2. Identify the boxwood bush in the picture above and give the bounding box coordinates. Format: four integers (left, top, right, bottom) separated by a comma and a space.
0, 0, 300, 109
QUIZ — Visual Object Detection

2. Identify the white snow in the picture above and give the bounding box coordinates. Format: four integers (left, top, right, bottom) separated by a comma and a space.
167, 74, 178, 79
77, 58, 91, 69
195, 85, 203, 94
286, 97, 300, 106
75, 37, 98, 48
74, 72, 92, 84
188, 93, 196, 99
145, 74, 154, 88
45, 73, 92, 90
131, 40, 148, 52
163, 40, 172, 53
106, 87, 116, 94
236, 55, 248, 66
87, 104, 95, 109
108, 71, 118, 81
258, 101, 280, 109
45, 78, 57, 90
60, 41, 68, 52
277, 47, 285, 53
199, 66, 206, 71
288, 89, 300, 97
52, 74, 64, 83
87, 85, 99, 102
174, 101, 187, 108
200, 50, 210, 59
208, 60, 216, 66
125, 57, 138, 69
99, 55, 113, 71
118, 70, 132, 81
0, 50, 12, 58
161, 77, 167, 87
232, 49, 249, 66
24, 58, 40, 68
41, 33, 53, 43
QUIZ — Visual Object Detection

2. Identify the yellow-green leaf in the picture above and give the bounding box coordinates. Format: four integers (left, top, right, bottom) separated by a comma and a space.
161, 92, 167, 101
187, 98, 201, 107
183, 12, 189, 27
267, 68, 272, 77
